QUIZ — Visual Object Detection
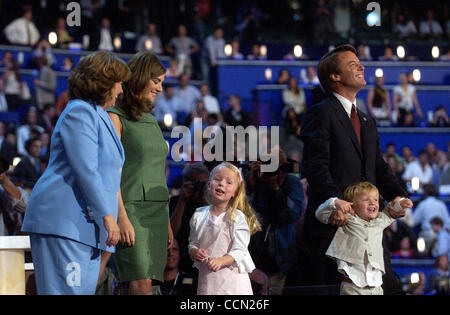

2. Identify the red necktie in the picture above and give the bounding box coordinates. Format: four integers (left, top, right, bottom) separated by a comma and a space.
351, 104, 361, 145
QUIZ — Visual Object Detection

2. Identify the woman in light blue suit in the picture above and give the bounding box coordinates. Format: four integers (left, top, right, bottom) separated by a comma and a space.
22, 51, 131, 294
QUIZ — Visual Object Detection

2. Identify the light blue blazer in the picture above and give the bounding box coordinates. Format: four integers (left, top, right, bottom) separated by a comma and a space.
22, 99, 125, 252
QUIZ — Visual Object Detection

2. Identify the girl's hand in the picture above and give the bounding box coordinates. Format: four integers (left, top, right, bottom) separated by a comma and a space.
191, 248, 208, 262
206, 258, 223, 272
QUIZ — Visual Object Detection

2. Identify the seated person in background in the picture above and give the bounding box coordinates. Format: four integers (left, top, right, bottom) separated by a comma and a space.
430, 105, 450, 127
300, 66, 320, 85
432, 150, 450, 189
54, 16, 73, 48
246, 43, 266, 60
152, 238, 196, 295
230, 40, 244, 60
4, 8, 40, 46
153, 84, 180, 126
32, 39, 55, 68
419, 10, 444, 38
224, 94, 251, 128
413, 184, 450, 254
199, 83, 221, 115
58, 57, 74, 72
13, 137, 43, 189
0, 156, 28, 236
428, 255, 449, 295
402, 149, 433, 192
356, 44, 372, 61
401, 145, 416, 166
16, 108, 45, 156
276, 69, 291, 85
384, 219, 417, 255
165, 59, 181, 79
393, 12, 418, 39
367, 76, 391, 122
378, 47, 398, 61
282, 77, 306, 118
391, 236, 415, 259
315, 181, 412, 295
430, 217, 450, 260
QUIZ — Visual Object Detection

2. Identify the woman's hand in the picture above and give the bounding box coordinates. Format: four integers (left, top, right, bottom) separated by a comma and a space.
190, 248, 208, 262
103, 214, 120, 247
118, 215, 135, 247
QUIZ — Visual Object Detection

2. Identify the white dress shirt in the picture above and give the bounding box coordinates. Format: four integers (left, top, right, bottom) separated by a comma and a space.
333, 92, 356, 117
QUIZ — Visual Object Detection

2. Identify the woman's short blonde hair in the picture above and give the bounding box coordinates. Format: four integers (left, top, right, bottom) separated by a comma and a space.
68, 51, 131, 106
343, 181, 379, 202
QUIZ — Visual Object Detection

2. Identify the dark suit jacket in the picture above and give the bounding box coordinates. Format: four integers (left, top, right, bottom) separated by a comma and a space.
13, 156, 42, 189
300, 94, 407, 240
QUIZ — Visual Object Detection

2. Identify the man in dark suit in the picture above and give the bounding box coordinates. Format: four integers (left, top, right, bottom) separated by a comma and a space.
13, 137, 42, 189
300, 44, 409, 294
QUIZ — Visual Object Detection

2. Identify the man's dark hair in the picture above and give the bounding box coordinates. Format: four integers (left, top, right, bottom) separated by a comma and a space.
430, 216, 443, 227
317, 44, 357, 95
423, 183, 438, 196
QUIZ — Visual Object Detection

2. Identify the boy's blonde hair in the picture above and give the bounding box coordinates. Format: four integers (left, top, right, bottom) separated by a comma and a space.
343, 181, 379, 202
207, 162, 261, 235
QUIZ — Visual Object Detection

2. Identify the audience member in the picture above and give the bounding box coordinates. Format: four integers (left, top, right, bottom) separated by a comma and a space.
393, 12, 418, 39
1, 57, 24, 111
39, 104, 58, 134
54, 16, 73, 48
386, 155, 407, 192
385, 219, 417, 255
246, 44, 266, 61
276, 69, 291, 85
426, 142, 437, 166
402, 149, 433, 191
283, 108, 304, 162
90, 17, 114, 51
419, 10, 444, 38
153, 84, 180, 126
367, 76, 392, 122
13, 137, 43, 189
430, 106, 450, 127
165, 59, 181, 79
229, 40, 244, 60
152, 238, 197, 295
16, 108, 44, 156
356, 44, 372, 61
391, 236, 415, 259
199, 83, 220, 114
32, 39, 55, 68
0, 80, 7, 112
224, 94, 251, 128
393, 73, 424, 126
432, 150, 450, 189
34, 55, 56, 111
413, 184, 450, 254
0, 161, 28, 236
58, 57, 74, 72
300, 66, 320, 85
0, 122, 16, 164
173, 73, 201, 121
378, 47, 399, 61
55, 90, 69, 116
312, 0, 334, 44
401, 145, 416, 166
135, 23, 163, 54
169, 163, 209, 275
166, 25, 200, 77
282, 77, 306, 118
201, 27, 226, 83
428, 255, 449, 295
246, 149, 303, 295
39, 132, 50, 165
430, 217, 450, 261
4, 8, 40, 46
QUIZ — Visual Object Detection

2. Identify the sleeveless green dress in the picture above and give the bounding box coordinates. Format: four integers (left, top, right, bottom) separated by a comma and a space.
108, 106, 169, 282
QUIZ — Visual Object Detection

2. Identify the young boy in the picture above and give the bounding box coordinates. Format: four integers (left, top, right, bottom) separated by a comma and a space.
315, 182, 413, 295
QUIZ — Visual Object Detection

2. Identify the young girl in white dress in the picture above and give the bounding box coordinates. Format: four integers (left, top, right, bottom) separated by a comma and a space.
188, 162, 261, 295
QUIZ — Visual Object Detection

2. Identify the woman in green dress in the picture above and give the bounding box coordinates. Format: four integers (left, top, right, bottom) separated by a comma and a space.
103, 52, 173, 295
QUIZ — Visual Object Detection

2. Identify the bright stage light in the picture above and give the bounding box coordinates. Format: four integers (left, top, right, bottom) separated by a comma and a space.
397, 46, 406, 59
294, 45, 303, 58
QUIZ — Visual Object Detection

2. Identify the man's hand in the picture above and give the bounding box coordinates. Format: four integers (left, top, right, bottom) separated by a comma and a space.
103, 214, 120, 247
388, 196, 413, 219
329, 209, 348, 226
334, 199, 355, 216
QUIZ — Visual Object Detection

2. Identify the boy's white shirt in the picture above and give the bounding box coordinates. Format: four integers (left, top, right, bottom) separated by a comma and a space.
315, 197, 395, 288
188, 205, 256, 274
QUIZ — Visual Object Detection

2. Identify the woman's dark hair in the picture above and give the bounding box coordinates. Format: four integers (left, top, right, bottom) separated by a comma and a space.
68, 51, 131, 106
117, 52, 166, 121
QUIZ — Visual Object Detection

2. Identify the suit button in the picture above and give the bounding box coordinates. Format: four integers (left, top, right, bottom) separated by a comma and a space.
365, 238, 368, 242
368, 253, 372, 256
89, 211, 94, 216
